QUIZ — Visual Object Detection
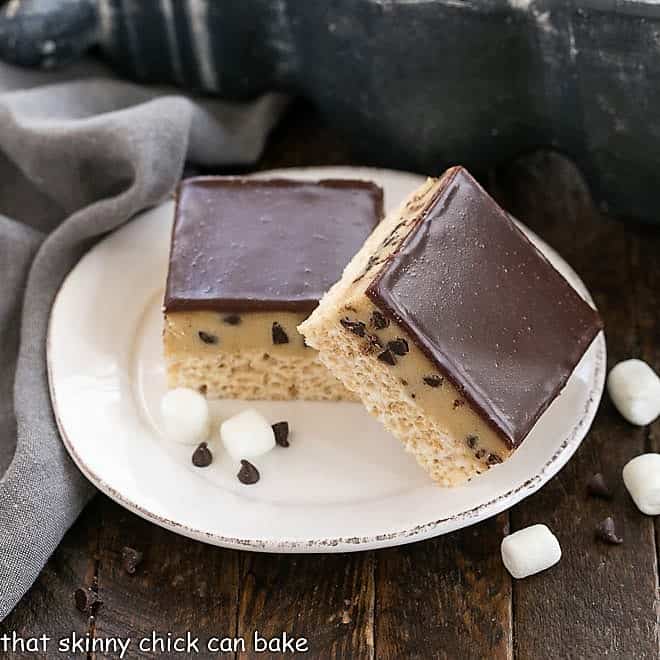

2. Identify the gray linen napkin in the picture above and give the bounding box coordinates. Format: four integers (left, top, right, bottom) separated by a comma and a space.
0, 60, 288, 621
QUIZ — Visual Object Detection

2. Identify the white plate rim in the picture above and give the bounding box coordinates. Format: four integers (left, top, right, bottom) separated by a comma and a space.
47, 166, 607, 553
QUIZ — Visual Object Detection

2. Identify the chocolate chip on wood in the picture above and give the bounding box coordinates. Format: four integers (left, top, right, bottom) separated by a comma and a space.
596, 517, 623, 545
121, 546, 144, 574
586, 473, 612, 499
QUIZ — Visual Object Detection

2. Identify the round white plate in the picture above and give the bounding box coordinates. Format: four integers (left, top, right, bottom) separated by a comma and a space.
48, 166, 606, 552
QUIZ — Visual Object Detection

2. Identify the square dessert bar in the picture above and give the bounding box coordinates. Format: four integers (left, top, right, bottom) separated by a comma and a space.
299, 167, 603, 485
163, 177, 383, 400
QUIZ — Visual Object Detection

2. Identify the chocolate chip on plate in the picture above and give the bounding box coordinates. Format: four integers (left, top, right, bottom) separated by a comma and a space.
596, 516, 623, 545
121, 546, 144, 575
423, 374, 443, 388
223, 314, 241, 326
198, 330, 218, 344
487, 453, 503, 465
371, 310, 390, 330
377, 348, 396, 365
272, 322, 289, 344
340, 318, 367, 337
586, 472, 612, 499
192, 442, 213, 467
237, 459, 260, 485
272, 421, 290, 447
387, 338, 409, 356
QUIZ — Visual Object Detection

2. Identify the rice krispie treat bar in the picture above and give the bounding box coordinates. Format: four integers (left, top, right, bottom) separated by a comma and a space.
299, 167, 603, 485
163, 177, 383, 400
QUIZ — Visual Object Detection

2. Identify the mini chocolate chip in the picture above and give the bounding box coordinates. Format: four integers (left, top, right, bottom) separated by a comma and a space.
272, 322, 289, 344
388, 338, 409, 356
400, 379, 408, 386
237, 459, 260, 485
192, 442, 213, 467
223, 314, 241, 325
198, 330, 218, 344
272, 421, 290, 447
381, 225, 406, 249
453, 399, 465, 409
587, 472, 612, 499
596, 516, 623, 544
487, 453, 503, 465
74, 587, 102, 614
423, 375, 443, 388
198, 384, 208, 395
411, 393, 416, 399
381, 233, 398, 248
466, 435, 479, 449
340, 318, 367, 337
353, 255, 382, 283
121, 546, 143, 575
475, 449, 486, 460
377, 349, 396, 365
371, 310, 390, 330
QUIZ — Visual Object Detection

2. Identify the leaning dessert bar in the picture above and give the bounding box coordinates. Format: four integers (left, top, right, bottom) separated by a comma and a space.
299, 167, 603, 485
163, 177, 383, 400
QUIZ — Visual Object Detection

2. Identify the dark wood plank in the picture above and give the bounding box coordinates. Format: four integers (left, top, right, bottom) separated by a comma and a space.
0, 503, 98, 659
90, 496, 240, 659
494, 152, 659, 660
374, 514, 512, 660
237, 551, 375, 659
256, 101, 358, 172
628, 221, 660, 570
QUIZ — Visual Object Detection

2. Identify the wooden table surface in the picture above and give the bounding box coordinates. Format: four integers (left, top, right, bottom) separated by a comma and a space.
2, 103, 659, 659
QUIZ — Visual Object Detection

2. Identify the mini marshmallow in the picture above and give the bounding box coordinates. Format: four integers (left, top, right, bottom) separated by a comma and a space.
220, 409, 275, 461
607, 359, 660, 426
160, 388, 210, 445
500, 524, 561, 579
622, 453, 660, 515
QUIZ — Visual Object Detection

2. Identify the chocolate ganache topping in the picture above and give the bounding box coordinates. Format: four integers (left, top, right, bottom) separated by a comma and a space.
165, 177, 383, 313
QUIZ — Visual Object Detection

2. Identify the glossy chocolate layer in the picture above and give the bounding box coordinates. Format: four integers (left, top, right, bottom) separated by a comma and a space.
367, 167, 603, 449
165, 178, 383, 313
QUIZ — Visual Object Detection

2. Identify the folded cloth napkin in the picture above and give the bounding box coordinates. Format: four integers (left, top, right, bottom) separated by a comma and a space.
0, 59, 288, 621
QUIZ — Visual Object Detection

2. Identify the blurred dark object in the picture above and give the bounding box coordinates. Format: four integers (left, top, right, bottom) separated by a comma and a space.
2, 0, 660, 225
0, 0, 97, 68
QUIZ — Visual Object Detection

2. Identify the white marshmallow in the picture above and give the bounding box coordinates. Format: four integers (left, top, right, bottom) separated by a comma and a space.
622, 453, 660, 515
607, 359, 660, 426
160, 388, 210, 445
220, 409, 275, 461
500, 524, 561, 579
